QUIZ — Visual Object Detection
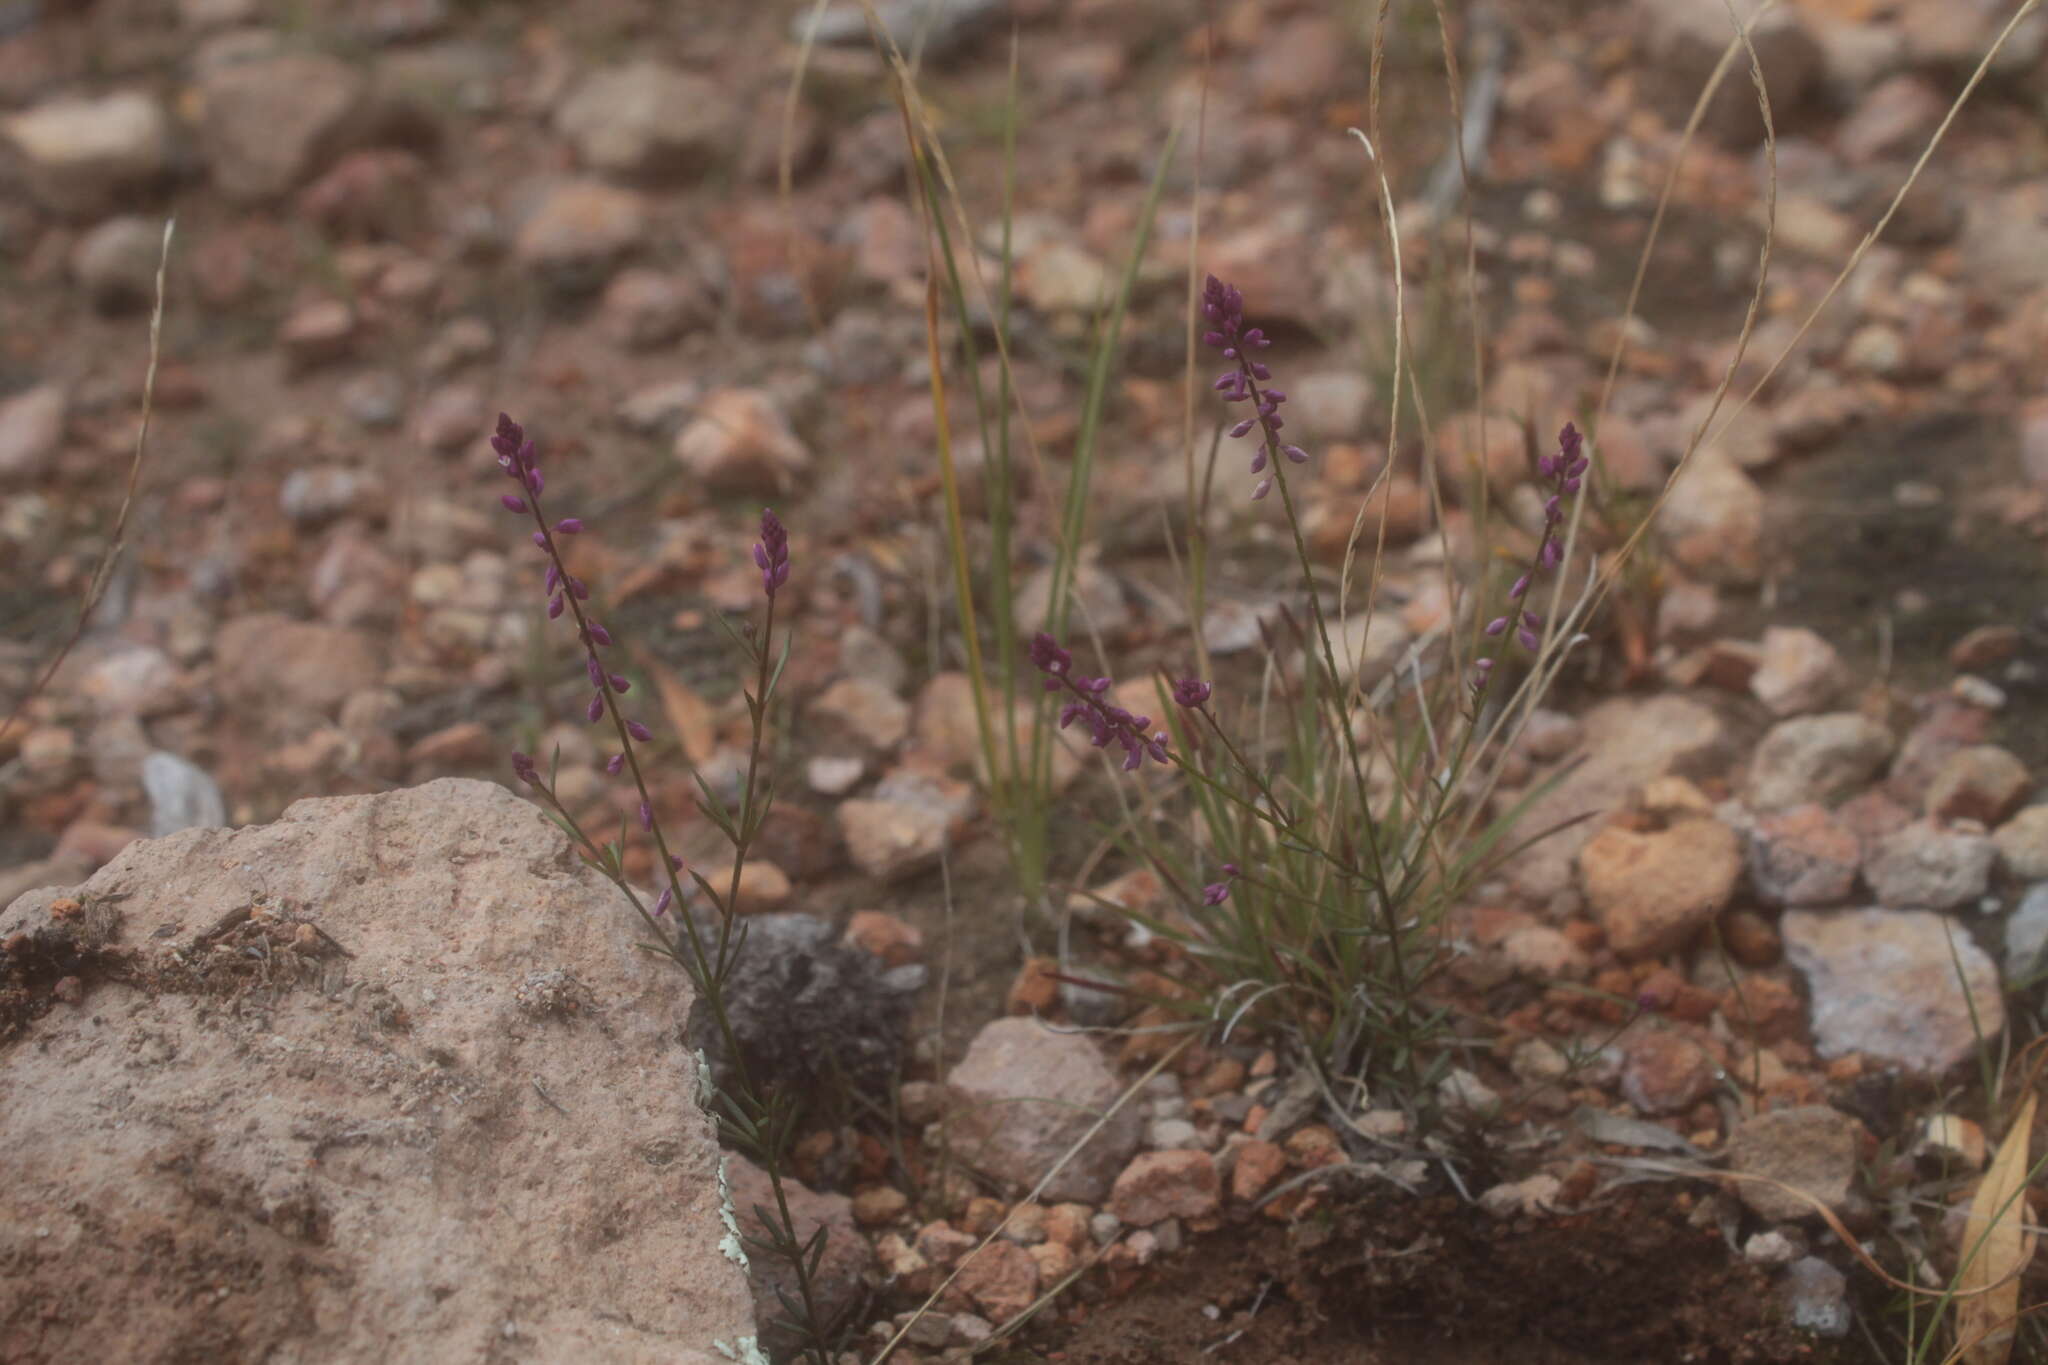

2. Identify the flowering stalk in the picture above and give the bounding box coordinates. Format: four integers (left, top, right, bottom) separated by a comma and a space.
1469, 422, 1589, 695
1028, 632, 1169, 772
1203, 275, 1422, 1053
490, 415, 832, 1361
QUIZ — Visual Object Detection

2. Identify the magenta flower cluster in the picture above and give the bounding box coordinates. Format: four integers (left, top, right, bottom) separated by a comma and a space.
1473, 422, 1590, 692
1028, 631, 1172, 772
1203, 274, 1308, 501
493, 412, 655, 789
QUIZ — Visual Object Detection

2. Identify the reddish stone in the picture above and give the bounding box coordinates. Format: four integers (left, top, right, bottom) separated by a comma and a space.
1230, 1140, 1288, 1204
1109, 1150, 1220, 1225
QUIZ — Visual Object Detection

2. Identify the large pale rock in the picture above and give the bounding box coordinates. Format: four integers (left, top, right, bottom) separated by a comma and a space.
197, 53, 367, 200
554, 61, 729, 184
0, 384, 68, 480
674, 388, 812, 496
0, 780, 755, 1364
1637, 0, 1823, 146
1863, 819, 1994, 911
1748, 712, 1894, 811
1750, 626, 1846, 716
1506, 694, 1735, 899
513, 179, 650, 292
1783, 907, 2004, 1073
1659, 448, 1765, 584
213, 612, 383, 717
944, 1018, 1144, 1203
2, 90, 171, 215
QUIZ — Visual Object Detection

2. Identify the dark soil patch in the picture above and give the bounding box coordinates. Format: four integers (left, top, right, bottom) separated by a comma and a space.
1040, 1184, 1849, 1365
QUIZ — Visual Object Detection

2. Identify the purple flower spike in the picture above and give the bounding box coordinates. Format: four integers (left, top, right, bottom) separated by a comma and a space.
1172, 678, 1212, 708
1203, 275, 1312, 500
1028, 630, 1171, 772
755, 508, 791, 599
1472, 421, 1589, 683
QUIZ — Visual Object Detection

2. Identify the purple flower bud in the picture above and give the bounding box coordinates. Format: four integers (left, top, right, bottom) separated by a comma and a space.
1485, 616, 1509, 637
554, 518, 582, 534
1538, 454, 1559, 479
1283, 445, 1308, 463
549, 592, 565, 620
569, 578, 590, 601
606, 753, 624, 775
1562, 476, 1582, 494
1249, 362, 1271, 381
1172, 678, 1212, 708
638, 801, 653, 832
545, 563, 562, 594
510, 750, 538, 784
587, 693, 605, 723
1251, 477, 1272, 501
1250, 448, 1268, 474
585, 622, 612, 647
586, 656, 604, 689
1229, 418, 1256, 439
533, 530, 548, 548
525, 467, 544, 496
1523, 610, 1543, 628
1213, 373, 1236, 391
1539, 539, 1564, 571
1509, 574, 1531, 600
1028, 632, 1072, 676
501, 495, 529, 514
609, 674, 630, 693
755, 508, 792, 599
626, 719, 653, 742
1517, 626, 1540, 651
654, 885, 673, 916
1202, 881, 1231, 906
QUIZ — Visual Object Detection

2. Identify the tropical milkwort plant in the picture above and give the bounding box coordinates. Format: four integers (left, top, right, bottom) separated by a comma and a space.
1022, 277, 1597, 1111
487, 415, 840, 1361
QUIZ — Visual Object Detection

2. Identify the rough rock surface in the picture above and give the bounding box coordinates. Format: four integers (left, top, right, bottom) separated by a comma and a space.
944, 1017, 1144, 1203
1782, 907, 2004, 1074
1507, 694, 1735, 899
685, 909, 924, 1102
1748, 713, 1894, 811
1580, 817, 1743, 958
1725, 1105, 1865, 1223
0, 779, 755, 1364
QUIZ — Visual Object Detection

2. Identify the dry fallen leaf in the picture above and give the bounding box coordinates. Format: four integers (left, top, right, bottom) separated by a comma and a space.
1955, 1090, 2037, 1365
643, 659, 719, 766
